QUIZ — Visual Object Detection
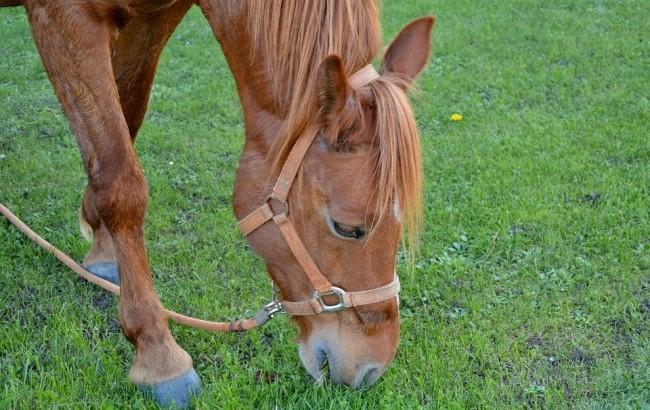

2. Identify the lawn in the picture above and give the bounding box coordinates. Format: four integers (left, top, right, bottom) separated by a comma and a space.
1, 0, 648, 408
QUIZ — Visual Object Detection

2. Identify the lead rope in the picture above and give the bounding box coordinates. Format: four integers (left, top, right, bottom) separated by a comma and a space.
0, 203, 281, 332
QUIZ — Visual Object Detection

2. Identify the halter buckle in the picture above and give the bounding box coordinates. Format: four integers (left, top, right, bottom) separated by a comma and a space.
263, 300, 284, 317
313, 286, 347, 313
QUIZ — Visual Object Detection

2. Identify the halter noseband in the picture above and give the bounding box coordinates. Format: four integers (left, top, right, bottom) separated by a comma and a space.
238, 64, 399, 316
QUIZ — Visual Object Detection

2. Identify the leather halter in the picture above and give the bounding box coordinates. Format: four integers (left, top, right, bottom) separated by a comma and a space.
238, 64, 400, 316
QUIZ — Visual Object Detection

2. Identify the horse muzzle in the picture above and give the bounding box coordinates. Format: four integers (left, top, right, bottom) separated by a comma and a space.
297, 313, 399, 388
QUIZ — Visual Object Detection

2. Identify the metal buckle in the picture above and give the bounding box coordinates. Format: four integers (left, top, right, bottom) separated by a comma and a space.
263, 300, 283, 317
313, 286, 347, 313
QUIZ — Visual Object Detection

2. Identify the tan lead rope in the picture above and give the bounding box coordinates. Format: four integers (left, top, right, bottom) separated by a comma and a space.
0, 202, 280, 332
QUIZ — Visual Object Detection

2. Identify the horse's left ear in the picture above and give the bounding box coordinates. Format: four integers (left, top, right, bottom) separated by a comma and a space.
381, 16, 435, 85
317, 55, 351, 142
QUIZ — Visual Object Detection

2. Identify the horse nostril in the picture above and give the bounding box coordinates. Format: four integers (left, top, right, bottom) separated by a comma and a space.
353, 364, 382, 388
363, 367, 379, 386
316, 347, 328, 369
313, 346, 330, 383
299, 342, 332, 384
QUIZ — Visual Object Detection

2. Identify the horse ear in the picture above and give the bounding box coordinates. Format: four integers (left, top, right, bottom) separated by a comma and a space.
381, 16, 435, 85
317, 55, 351, 141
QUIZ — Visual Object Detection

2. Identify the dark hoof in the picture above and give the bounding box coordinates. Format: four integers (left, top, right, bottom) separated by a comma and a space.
84, 262, 120, 285
138, 369, 201, 409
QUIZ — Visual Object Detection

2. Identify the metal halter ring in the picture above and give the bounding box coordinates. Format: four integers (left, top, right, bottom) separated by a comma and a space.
265, 193, 289, 216
313, 286, 347, 313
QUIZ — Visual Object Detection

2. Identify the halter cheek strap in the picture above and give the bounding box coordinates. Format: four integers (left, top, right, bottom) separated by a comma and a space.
238, 64, 399, 316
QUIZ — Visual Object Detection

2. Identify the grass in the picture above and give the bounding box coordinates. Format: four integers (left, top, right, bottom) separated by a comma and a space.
1, 0, 648, 408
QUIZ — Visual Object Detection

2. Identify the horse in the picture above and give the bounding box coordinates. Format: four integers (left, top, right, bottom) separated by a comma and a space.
0, 0, 434, 407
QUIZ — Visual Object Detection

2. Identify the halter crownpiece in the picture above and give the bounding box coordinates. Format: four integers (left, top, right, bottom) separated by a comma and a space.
238, 63, 399, 317
348, 64, 380, 89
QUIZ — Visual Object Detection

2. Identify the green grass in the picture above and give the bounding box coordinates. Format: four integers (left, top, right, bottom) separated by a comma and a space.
1, 1, 648, 408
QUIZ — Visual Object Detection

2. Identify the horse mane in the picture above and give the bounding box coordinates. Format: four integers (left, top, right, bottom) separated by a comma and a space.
365, 75, 422, 247
246, 0, 380, 158
245, 0, 421, 246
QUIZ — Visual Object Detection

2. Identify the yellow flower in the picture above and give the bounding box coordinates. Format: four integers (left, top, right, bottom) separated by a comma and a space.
450, 113, 463, 122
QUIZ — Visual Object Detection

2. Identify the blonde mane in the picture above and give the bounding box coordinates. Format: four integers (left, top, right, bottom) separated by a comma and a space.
365, 75, 422, 247
246, 0, 422, 246
246, 0, 380, 158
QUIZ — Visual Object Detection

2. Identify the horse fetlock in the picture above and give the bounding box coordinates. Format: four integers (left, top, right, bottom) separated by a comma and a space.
121, 301, 193, 384
78, 206, 94, 241
80, 218, 117, 266
119, 298, 166, 340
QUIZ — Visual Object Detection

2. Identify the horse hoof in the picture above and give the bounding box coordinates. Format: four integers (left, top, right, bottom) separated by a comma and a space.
84, 262, 120, 285
138, 368, 201, 409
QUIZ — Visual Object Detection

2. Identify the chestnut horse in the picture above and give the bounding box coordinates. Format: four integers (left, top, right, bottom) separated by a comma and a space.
1, 0, 433, 407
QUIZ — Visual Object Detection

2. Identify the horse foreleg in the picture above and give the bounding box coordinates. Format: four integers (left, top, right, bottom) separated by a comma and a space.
26, 2, 199, 407
79, 0, 193, 284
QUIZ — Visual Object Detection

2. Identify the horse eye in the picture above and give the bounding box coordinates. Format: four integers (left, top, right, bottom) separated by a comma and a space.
332, 220, 366, 240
